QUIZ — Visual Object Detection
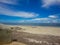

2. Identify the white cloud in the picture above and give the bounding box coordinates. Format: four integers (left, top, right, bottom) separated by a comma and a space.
48, 15, 58, 18
14, 12, 39, 18
0, 1, 39, 18
0, 5, 39, 18
18, 18, 50, 23
32, 18, 49, 20
0, 0, 30, 5
3, 17, 59, 23
42, 0, 60, 8
30, 18, 51, 23
0, 0, 18, 5
23, 17, 59, 23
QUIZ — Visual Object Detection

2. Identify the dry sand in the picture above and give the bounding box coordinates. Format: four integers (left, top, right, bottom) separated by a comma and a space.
4, 42, 26, 45
17, 26, 60, 36
0, 24, 60, 45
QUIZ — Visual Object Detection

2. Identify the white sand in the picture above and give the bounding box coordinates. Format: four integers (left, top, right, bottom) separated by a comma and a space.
1, 24, 60, 45
4, 42, 26, 45
17, 26, 60, 36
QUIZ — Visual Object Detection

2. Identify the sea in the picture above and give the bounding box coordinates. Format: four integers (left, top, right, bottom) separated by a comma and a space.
1, 22, 60, 27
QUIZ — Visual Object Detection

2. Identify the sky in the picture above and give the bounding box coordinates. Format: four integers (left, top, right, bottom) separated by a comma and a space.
0, 0, 60, 23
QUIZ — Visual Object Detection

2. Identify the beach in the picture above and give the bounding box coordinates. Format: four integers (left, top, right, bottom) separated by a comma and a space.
0, 24, 60, 45
16, 26, 60, 36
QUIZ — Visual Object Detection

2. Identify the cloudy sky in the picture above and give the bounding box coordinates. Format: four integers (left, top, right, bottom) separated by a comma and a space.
0, 0, 60, 23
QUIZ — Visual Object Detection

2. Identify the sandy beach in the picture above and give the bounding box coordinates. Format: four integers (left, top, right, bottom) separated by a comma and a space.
0, 24, 60, 45
16, 26, 60, 36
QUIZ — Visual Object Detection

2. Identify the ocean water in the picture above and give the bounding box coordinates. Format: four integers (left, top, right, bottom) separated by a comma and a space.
1, 23, 60, 27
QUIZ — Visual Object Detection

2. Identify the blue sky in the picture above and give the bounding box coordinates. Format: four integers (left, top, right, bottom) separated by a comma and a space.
0, 0, 60, 23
